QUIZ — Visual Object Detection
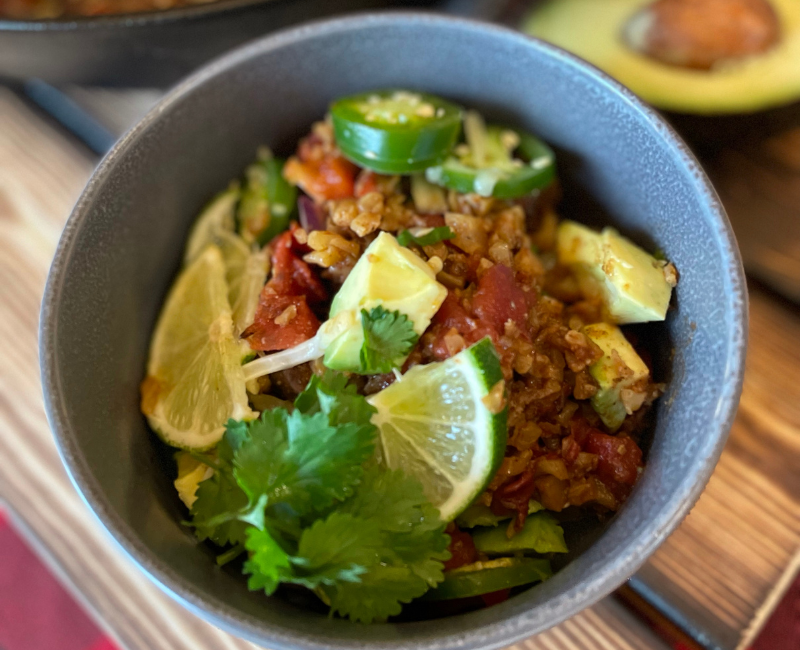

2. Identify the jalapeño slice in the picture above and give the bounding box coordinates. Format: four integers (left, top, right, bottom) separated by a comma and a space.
238, 153, 297, 246
425, 111, 556, 199
331, 90, 462, 175
423, 557, 552, 600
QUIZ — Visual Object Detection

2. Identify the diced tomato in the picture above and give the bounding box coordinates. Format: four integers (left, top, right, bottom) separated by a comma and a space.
443, 524, 477, 571
569, 417, 597, 446
481, 589, 511, 607
287, 222, 312, 253
416, 214, 447, 228
429, 292, 498, 360
354, 170, 378, 197
491, 468, 537, 530
562, 435, 581, 465
472, 264, 530, 337
351, 169, 382, 197
433, 292, 474, 332
284, 153, 357, 203
242, 293, 320, 352
428, 326, 462, 361
585, 432, 643, 488
318, 156, 357, 199
269, 231, 327, 305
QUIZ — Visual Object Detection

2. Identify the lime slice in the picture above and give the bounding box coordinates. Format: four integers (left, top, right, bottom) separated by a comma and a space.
215, 230, 268, 336
184, 186, 239, 265
142, 245, 254, 450
367, 337, 507, 521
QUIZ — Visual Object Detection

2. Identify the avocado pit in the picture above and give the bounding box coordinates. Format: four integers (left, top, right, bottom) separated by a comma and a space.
623, 0, 781, 70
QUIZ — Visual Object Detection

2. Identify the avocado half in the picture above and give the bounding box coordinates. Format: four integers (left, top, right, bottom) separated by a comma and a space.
524, 0, 800, 115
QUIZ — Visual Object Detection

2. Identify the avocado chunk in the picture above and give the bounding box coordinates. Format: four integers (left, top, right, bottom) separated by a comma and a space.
323, 232, 447, 371
583, 323, 650, 431
524, 0, 800, 114
174, 451, 213, 509
471, 511, 568, 555
556, 220, 674, 324
422, 557, 552, 600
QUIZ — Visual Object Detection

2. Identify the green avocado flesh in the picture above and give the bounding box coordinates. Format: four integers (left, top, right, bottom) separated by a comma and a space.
583, 322, 650, 431
524, 0, 800, 114
323, 232, 446, 372
471, 511, 568, 555
423, 558, 552, 600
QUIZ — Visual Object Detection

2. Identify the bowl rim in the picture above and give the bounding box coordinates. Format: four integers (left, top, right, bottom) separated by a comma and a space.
39, 11, 748, 650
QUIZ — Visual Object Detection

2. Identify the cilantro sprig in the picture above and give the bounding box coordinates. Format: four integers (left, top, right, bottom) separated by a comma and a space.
187, 371, 450, 622
242, 467, 449, 622
360, 306, 419, 374
397, 226, 455, 247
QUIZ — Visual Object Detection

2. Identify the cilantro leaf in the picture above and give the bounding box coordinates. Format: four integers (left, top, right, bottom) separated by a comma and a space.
397, 226, 455, 247
338, 467, 449, 589
317, 468, 449, 622
360, 306, 419, 374
189, 424, 249, 547
291, 512, 376, 588
240, 466, 449, 622
220, 418, 250, 460
323, 562, 433, 623
233, 406, 376, 518
243, 527, 293, 595
294, 371, 376, 430
339, 467, 444, 535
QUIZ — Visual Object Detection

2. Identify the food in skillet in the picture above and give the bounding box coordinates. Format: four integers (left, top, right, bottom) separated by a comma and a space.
140, 90, 679, 622
0, 0, 220, 19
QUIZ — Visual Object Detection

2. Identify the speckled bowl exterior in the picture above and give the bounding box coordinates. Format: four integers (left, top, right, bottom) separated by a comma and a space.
40, 13, 748, 650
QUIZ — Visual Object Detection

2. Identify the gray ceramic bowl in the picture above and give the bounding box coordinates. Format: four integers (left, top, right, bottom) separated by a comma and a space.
40, 13, 748, 650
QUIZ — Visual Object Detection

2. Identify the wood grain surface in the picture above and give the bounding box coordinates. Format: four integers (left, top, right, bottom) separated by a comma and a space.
0, 85, 797, 650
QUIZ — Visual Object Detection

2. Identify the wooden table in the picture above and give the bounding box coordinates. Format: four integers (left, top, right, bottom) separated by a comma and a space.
0, 85, 798, 650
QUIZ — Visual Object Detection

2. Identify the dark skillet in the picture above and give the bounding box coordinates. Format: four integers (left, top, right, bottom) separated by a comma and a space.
0, 0, 436, 87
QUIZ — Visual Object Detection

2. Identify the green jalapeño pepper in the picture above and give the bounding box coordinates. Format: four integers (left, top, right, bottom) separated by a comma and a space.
425, 111, 556, 199
330, 90, 463, 174
238, 150, 297, 246
423, 557, 552, 600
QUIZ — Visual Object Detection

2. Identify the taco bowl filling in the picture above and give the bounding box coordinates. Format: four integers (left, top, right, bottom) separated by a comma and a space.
140, 90, 678, 622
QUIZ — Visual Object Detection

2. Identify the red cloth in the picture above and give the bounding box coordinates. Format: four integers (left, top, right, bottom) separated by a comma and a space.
0, 508, 121, 650
752, 570, 800, 650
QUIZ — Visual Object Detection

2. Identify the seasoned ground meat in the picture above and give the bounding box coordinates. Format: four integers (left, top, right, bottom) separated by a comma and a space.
247, 119, 661, 527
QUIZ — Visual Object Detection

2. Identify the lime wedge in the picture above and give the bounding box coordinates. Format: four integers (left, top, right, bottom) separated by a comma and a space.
142, 245, 254, 450
215, 230, 268, 336
184, 186, 239, 265
367, 338, 507, 521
